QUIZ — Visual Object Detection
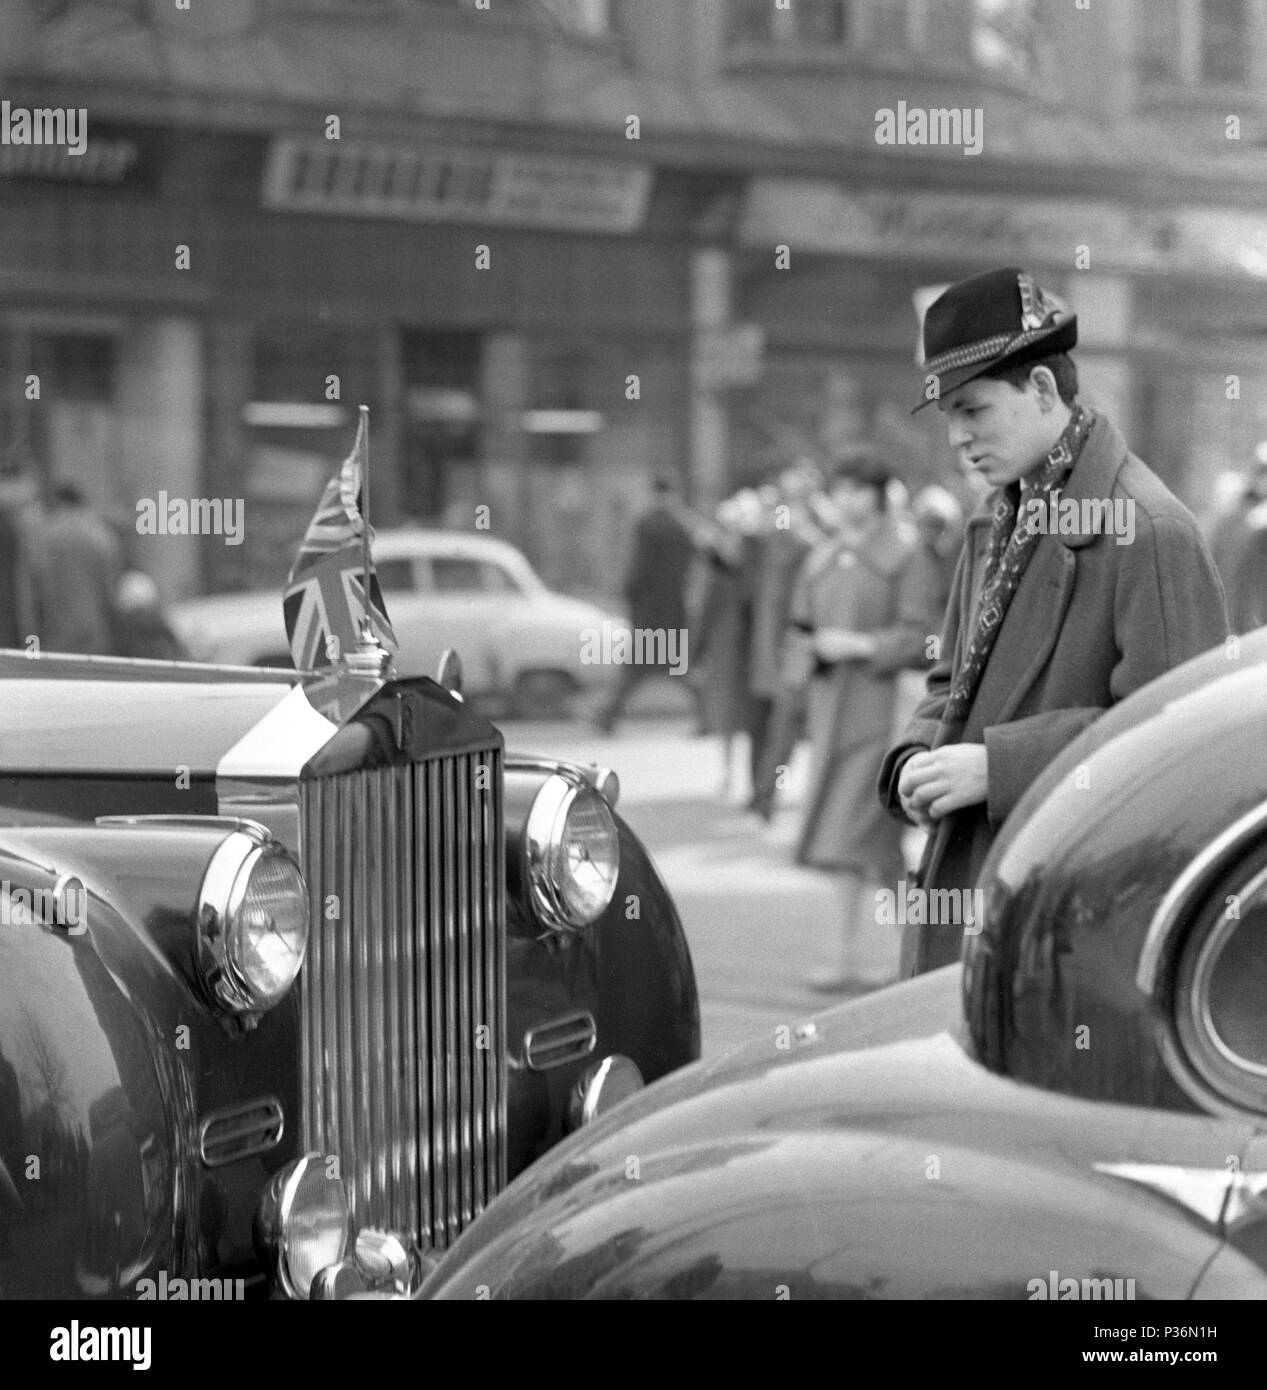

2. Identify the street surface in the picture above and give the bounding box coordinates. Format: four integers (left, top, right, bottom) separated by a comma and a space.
504, 704, 915, 1061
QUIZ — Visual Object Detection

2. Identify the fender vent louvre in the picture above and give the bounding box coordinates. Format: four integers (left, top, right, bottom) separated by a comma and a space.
524, 1012, 597, 1072
198, 1097, 285, 1167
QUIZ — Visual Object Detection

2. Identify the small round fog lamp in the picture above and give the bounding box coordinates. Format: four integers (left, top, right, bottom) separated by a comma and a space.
255, 1153, 349, 1299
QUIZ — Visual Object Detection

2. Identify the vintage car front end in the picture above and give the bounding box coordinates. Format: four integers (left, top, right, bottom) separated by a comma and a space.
0, 648, 699, 1300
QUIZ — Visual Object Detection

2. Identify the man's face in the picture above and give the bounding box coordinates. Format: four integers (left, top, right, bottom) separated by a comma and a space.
938, 375, 1055, 490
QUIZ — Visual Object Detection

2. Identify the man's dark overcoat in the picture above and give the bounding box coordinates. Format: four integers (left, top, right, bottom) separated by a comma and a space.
623, 502, 695, 636
878, 411, 1228, 976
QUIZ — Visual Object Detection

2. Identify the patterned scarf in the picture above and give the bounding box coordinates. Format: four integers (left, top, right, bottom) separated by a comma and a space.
944, 404, 1094, 724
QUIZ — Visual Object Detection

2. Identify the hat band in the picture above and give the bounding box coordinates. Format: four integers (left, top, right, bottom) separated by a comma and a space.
923, 325, 1059, 378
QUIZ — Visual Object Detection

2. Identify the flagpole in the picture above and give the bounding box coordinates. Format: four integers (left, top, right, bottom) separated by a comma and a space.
359, 403, 371, 637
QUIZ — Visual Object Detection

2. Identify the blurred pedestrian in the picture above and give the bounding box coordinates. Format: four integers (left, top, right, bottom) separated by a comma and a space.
692, 489, 762, 799
37, 482, 123, 656
879, 267, 1228, 977
114, 571, 190, 661
910, 486, 963, 617
594, 473, 695, 734
1207, 452, 1267, 634
0, 467, 41, 650
748, 458, 827, 820
793, 450, 943, 990
0, 505, 25, 651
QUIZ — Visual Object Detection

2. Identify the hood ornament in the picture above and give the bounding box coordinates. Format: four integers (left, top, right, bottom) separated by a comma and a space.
342, 615, 395, 679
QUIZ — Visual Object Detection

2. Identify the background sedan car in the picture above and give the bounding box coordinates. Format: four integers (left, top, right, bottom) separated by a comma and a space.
171, 529, 618, 716
419, 628, 1267, 1300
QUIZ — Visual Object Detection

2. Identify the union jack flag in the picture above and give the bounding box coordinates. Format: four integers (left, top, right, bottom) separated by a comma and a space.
283, 408, 398, 671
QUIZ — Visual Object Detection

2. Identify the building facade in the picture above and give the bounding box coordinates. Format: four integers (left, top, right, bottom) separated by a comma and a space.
1, 0, 1266, 604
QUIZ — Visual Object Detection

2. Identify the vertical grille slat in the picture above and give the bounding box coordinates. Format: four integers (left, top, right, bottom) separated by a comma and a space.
337, 778, 357, 1189
490, 750, 506, 1202
419, 767, 439, 1245
457, 756, 474, 1229
426, 760, 447, 1246
367, 777, 389, 1216
443, 756, 462, 1239
301, 780, 324, 1152
467, 754, 486, 1213
300, 735, 504, 1254
352, 771, 373, 1199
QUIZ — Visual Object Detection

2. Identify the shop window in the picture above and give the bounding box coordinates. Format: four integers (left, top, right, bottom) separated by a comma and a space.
1137, 0, 1250, 87
1138, 0, 1187, 80
41, 335, 115, 402
727, 0, 853, 46
401, 330, 482, 522
529, 345, 594, 467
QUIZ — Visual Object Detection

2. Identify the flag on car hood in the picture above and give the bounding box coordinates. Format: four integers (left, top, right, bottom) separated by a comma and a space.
284, 408, 398, 671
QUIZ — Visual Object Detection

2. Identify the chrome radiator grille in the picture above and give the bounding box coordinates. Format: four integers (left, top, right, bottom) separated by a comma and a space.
298, 748, 505, 1250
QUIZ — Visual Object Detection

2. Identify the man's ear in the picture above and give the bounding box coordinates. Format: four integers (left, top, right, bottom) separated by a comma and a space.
1028, 365, 1060, 410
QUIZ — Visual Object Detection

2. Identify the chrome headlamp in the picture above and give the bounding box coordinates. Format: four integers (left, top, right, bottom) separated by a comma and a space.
524, 773, 620, 932
197, 826, 309, 1018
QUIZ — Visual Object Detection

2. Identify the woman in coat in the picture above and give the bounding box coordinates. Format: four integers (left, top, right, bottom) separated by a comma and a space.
792, 451, 944, 990
692, 490, 762, 798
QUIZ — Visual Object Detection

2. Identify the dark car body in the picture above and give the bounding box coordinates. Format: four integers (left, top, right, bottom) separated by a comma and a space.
0, 650, 698, 1298
421, 629, 1267, 1300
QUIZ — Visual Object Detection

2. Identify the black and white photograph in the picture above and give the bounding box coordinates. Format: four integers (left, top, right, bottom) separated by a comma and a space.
0, 0, 1265, 1342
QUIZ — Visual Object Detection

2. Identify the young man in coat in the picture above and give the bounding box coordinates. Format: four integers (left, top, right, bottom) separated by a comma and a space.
878, 267, 1229, 977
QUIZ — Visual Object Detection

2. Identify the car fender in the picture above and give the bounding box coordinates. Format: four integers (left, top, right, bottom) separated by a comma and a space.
500, 761, 699, 1174
423, 1031, 1244, 1300
0, 823, 305, 1298
0, 834, 196, 1297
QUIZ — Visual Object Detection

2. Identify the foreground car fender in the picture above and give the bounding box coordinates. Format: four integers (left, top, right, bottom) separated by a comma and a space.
420, 1020, 1243, 1300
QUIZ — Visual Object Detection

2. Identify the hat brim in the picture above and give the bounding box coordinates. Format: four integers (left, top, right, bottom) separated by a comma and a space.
911, 315, 1077, 414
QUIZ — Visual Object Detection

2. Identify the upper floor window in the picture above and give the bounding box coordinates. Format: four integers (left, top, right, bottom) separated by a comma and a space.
726, 0, 854, 47
726, 0, 1021, 70
281, 0, 608, 29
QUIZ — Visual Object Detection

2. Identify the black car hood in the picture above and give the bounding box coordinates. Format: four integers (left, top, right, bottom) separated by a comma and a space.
0, 651, 297, 776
